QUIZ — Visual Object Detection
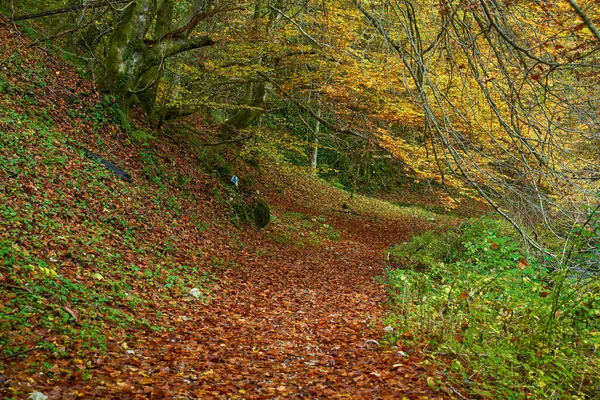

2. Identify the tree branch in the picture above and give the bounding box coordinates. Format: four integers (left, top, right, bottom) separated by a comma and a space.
257, 72, 366, 140
566, 0, 600, 43
29, 8, 110, 47
269, 6, 324, 50
149, 35, 215, 65
145, 6, 244, 45
478, 0, 559, 66
0, 346, 41, 361
12, 0, 131, 21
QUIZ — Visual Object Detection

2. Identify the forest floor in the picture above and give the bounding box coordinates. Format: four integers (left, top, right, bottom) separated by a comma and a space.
0, 17, 470, 399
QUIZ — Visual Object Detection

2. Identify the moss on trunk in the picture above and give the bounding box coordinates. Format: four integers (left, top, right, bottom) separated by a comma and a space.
101, 0, 214, 120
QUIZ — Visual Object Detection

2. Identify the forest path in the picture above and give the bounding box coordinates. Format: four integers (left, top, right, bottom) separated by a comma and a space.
85, 238, 445, 399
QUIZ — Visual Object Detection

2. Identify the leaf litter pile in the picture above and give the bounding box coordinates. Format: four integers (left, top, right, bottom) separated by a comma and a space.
0, 18, 454, 399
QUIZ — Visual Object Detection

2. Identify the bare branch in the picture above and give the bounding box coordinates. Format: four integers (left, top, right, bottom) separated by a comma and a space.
145, 6, 244, 45
269, 5, 325, 50
566, 0, 600, 43
256, 71, 366, 140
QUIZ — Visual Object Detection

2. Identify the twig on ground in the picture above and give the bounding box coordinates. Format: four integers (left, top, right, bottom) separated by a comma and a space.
1, 284, 80, 325
446, 384, 471, 400
0, 346, 41, 361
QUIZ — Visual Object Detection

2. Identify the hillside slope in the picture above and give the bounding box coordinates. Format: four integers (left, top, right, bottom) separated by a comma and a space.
0, 19, 456, 399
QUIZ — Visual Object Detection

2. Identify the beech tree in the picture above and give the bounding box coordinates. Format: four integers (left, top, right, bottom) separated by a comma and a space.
100, 0, 219, 118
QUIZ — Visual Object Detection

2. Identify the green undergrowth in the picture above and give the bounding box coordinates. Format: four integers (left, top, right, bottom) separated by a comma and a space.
0, 102, 215, 365
383, 217, 600, 399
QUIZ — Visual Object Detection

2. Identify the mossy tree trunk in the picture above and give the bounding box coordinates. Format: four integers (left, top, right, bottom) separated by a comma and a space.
135, 0, 175, 117
100, 0, 215, 119
220, 0, 282, 134
222, 80, 269, 133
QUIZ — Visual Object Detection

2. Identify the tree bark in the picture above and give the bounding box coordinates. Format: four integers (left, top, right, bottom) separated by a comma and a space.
566, 0, 600, 43
222, 81, 269, 133
220, 0, 283, 133
311, 108, 321, 174
101, 0, 215, 118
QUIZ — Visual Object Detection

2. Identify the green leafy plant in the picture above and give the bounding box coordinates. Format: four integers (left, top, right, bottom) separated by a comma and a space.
384, 218, 600, 399
0, 98, 216, 367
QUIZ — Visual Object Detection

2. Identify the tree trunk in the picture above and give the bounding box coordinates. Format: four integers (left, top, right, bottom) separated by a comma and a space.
220, 0, 284, 134
222, 81, 269, 133
100, 0, 214, 119
136, 0, 175, 116
310, 109, 321, 174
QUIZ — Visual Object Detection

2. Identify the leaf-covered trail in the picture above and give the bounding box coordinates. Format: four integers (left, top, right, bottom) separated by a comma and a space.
90, 238, 443, 399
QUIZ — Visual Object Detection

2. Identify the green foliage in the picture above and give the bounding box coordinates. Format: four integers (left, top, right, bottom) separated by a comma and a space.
319, 150, 409, 194
388, 229, 462, 270
86, 95, 121, 131
80, 94, 155, 144
240, 124, 310, 173
0, 102, 215, 362
117, 108, 156, 145
563, 203, 600, 275
388, 216, 520, 270
384, 218, 600, 399
257, 106, 409, 193
196, 147, 233, 181
139, 148, 190, 193
128, 128, 156, 145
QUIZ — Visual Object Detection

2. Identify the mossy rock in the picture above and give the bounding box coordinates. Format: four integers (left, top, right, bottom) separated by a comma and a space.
252, 198, 270, 229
